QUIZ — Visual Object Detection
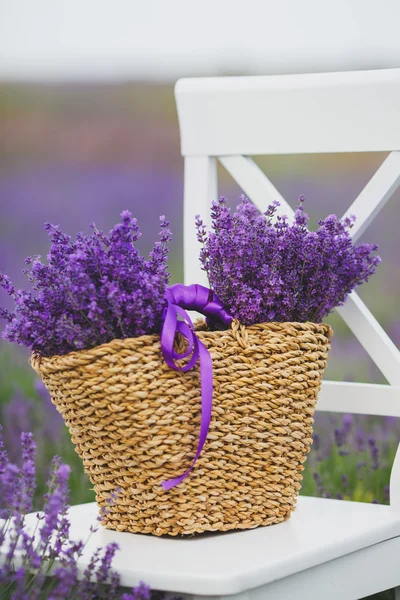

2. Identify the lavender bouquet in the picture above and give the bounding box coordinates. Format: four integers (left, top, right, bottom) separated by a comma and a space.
196, 196, 380, 325
0, 211, 171, 357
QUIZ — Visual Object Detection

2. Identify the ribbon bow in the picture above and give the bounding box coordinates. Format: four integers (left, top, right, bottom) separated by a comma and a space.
160, 284, 233, 490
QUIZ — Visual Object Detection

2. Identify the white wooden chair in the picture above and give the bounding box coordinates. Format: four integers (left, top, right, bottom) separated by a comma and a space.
22, 69, 400, 599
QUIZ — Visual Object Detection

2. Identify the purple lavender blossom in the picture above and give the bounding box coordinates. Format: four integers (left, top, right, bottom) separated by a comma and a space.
313, 472, 325, 496
0, 211, 172, 356
368, 437, 380, 470
34, 379, 64, 443
384, 485, 390, 502
305, 410, 396, 505
1, 383, 64, 466
355, 428, 366, 452
0, 426, 174, 599
121, 582, 151, 600
196, 196, 380, 325
312, 433, 321, 453
19, 433, 36, 514
1, 392, 35, 464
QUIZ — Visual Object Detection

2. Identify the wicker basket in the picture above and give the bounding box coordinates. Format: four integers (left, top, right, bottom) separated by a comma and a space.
31, 320, 331, 537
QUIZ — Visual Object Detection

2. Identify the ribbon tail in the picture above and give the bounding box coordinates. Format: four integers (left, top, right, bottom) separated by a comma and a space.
161, 339, 213, 491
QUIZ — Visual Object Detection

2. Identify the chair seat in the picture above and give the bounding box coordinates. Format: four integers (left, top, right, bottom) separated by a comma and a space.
22, 495, 400, 596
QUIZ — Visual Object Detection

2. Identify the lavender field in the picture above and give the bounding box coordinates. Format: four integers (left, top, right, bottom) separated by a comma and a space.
0, 83, 399, 599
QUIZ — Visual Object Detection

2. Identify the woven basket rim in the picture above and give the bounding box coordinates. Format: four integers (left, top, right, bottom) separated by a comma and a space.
30, 319, 332, 370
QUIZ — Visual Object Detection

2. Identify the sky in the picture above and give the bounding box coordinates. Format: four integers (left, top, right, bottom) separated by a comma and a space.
0, 0, 400, 81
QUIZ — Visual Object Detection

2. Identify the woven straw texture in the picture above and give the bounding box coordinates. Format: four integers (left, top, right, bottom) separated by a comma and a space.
31, 320, 331, 537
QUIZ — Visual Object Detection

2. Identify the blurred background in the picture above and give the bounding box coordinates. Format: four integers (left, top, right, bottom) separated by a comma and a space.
0, 0, 399, 548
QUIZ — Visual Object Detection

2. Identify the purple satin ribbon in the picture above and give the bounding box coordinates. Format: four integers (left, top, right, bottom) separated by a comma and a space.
160, 284, 233, 491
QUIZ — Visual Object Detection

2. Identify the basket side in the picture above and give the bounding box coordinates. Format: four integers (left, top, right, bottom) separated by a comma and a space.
31, 321, 331, 536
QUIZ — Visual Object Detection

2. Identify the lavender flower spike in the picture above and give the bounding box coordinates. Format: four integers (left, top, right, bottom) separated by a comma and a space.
0, 428, 157, 599
196, 196, 380, 325
0, 211, 172, 356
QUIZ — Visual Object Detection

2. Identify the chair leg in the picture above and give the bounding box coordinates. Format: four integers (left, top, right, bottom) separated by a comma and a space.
395, 587, 400, 600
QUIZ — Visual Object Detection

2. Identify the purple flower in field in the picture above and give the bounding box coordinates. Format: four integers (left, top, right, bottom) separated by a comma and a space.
312, 432, 321, 453
1, 383, 64, 464
39, 457, 71, 548
34, 379, 64, 442
121, 581, 151, 600
20, 433, 36, 514
1, 391, 35, 464
196, 196, 380, 325
313, 471, 325, 496
332, 415, 355, 456
307, 412, 396, 504
355, 428, 366, 452
368, 437, 380, 470
334, 427, 349, 456
0, 211, 172, 356
342, 414, 353, 432
384, 485, 390, 502
0, 426, 166, 599
334, 428, 345, 448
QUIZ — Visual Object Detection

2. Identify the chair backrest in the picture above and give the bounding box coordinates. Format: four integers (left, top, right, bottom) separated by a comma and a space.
175, 68, 400, 507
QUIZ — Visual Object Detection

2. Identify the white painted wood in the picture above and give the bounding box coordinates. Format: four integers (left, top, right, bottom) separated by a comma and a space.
181, 595, 251, 600
5, 510, 400, 600
182, 537, 400, 600
336, 292, 400, 386
342, 151, 400, 242
174, 70, 400, 599
390, 442, 400, 512
219, 155, 294, 221
20, 498, 400, 596
182, 595, 251, 600
317, 381, 400, 416
175, 69, 400, 156
183, 156, 217, 286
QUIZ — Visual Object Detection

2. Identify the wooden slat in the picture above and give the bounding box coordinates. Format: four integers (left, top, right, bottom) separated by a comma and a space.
390, 443, 400, 511
318, 381, 400, 417
219, 155, 294, 221
336, 293, 400, 386
342, 151, 400, 241
183, 156, 216, 287
176, 69, 400, 156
